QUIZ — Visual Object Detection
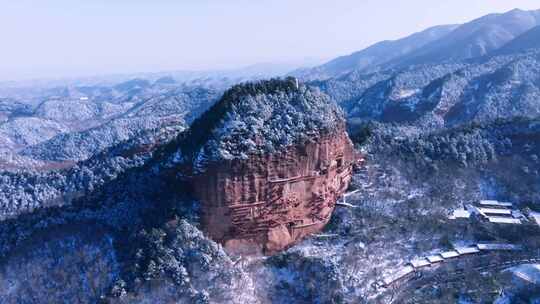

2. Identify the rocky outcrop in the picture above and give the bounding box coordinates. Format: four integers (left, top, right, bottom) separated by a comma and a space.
193, 127, 356, 254
176, 78, 359, 254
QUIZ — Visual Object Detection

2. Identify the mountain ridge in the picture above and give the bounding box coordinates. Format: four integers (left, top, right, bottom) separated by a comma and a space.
299, 8, 540, 81
388, 8, 540, 67
292, 24, 459, 80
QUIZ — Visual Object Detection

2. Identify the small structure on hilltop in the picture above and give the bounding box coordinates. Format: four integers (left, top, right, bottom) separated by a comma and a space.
293, 77, 299, 89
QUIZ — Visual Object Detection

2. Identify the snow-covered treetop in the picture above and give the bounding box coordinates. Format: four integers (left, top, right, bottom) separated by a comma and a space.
174, 77, 345, 172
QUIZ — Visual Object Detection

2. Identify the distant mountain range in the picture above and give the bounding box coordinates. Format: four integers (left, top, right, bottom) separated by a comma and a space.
2, 8, 540, 170
297, 8, 540, 131
293, 24, 459, 80
391, 8, 540, 67
0, 79, 220, 169
295, 8, 540, 80
0, 59, 324, 94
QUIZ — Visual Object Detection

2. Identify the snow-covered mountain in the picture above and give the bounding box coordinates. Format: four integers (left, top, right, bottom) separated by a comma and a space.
314, 50, 540, 130
301, 9, 540, 132
292, 24, 458, 80
497, 24, 540, 54
390, 8, 540, 67
299, 8, 540, 81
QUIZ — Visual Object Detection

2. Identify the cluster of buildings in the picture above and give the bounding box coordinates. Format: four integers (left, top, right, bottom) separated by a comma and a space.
377, 199, 540, 289
374, 199, 540, 290
449, 200, 530, 225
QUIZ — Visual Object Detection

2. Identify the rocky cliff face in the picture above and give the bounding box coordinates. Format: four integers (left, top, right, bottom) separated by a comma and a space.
193, 127, 356, 254
176, 78, 358, 254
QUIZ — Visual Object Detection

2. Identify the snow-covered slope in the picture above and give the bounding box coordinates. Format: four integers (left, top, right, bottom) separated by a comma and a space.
314, 48, 540, 130
34, 98, 133, 128
0, 117, 68, 149
0, 81, 219, 168
497, 25, 540, 54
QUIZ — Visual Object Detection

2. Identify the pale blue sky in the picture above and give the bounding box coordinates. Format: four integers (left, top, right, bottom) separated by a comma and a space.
1, 0, 539, 81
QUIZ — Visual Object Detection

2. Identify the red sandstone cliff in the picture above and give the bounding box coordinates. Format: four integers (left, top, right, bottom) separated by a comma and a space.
192, 126, 357, 254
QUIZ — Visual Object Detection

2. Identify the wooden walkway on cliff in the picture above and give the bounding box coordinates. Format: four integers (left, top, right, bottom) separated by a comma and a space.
268, 175, 316, 184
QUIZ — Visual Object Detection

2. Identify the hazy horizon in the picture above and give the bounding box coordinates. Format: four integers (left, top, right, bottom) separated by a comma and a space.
1, 0, 539, 82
